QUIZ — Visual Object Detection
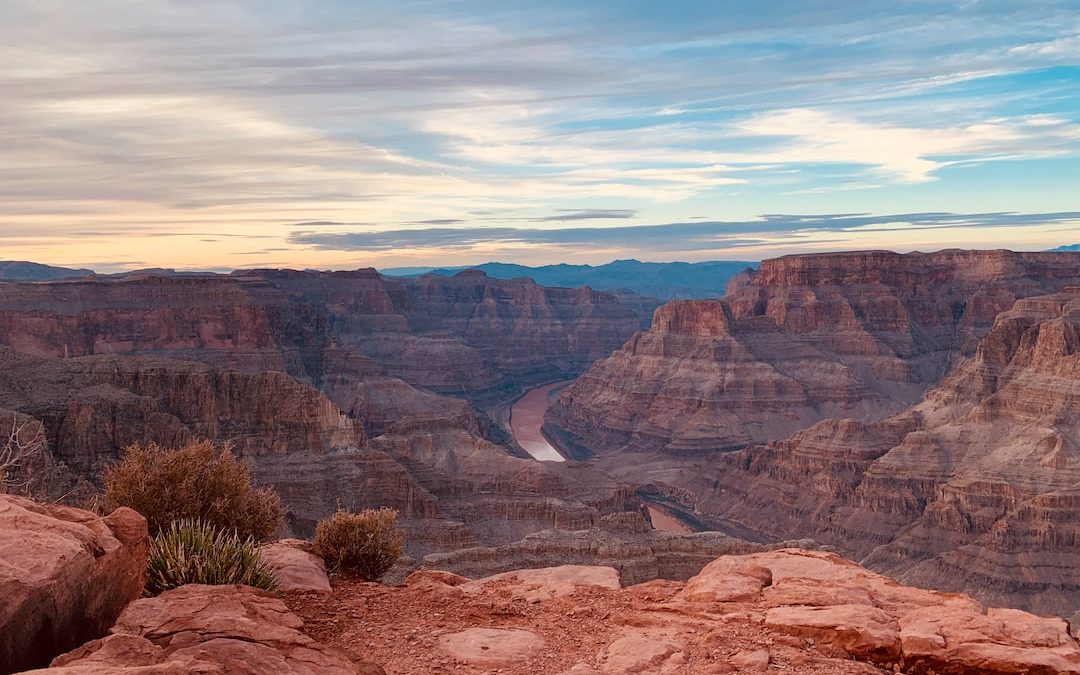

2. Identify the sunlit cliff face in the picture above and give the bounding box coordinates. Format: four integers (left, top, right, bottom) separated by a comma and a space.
3, 0, 1079, 271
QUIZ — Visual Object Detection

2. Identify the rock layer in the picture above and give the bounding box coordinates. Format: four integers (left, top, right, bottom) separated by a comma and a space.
0, 268, 642, 401
547, 250, 1080, 455
0, 266, 647, 557
418, 512, 822, 585
0, 495, 148, 674
690, 288, 1080, 615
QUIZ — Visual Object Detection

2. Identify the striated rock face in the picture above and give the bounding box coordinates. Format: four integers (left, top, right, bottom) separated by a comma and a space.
547, 250, 1080, 456
417, 512, 823, 585
684, 288, 1080, 615
0, 265, 646, 557
27, 585, 365, 674
0, 350, 363, 477
0, 347, 639, 559
0, 495, 148, 674
0, 268, 642, 402
285, 548, 1080, 674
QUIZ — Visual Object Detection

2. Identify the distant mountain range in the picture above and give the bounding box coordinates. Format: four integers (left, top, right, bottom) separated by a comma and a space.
3, 258, 756, 301
0, 261, 92, 281
381, 259, 756, 300
1050, 244, 1080, 252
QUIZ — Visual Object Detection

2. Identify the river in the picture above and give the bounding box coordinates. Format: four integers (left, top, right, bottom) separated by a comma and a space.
508, 381, 694, 533
508, 380, 571, 462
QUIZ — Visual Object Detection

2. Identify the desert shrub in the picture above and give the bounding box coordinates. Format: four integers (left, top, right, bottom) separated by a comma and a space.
314, 507, 403, 580
145, 519, 277, 595
103, 440, 284, 540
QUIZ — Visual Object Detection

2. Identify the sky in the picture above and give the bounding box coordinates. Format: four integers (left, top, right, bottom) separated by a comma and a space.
2, 0, 1079, 272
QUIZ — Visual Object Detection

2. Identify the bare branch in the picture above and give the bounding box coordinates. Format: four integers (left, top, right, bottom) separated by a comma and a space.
0, 414, 48, 494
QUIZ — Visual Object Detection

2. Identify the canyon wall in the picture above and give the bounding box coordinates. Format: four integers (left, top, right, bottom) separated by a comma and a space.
544, 249, 1080, 614
546, 249, 1080, 456
0, 268, 643, 400
0, 269, 646, 556
690, 287, 1080, 615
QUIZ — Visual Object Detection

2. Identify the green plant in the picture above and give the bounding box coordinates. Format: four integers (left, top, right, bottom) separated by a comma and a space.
314, 507, 403, 580
145, 519, 277, 595
103, 440, 284, 540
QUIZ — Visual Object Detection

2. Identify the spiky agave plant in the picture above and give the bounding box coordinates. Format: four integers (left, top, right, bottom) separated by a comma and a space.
145, 518, 278, 595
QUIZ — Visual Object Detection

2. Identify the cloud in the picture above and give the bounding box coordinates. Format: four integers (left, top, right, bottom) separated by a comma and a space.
533, 209, 637, 221
289, 211, 1080, 253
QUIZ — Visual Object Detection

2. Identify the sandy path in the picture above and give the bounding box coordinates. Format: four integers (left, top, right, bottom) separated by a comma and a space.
509, 381, 571, 462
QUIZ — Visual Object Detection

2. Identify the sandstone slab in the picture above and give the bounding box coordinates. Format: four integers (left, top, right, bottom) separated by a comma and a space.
260, 539, 332, 593
0, 495, 148, 674
24, 584, 363, 675
601, 632, 684, 673
437, 627, 545, 667
460, 564, 621, 602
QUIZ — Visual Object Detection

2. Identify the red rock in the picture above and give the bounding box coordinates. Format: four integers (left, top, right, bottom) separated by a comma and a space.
28, 585, 365, 674
0, 495, 148, 674
260, 539, 332, 593
548, 250, 1080, 456
900, 606, 1080, 674
728, 648, 770, 671
459, 564, 621, 602
601, 631, 685, 673
764, 604, 901, 663
437, 628, 545, 667
282, 548, 1080, 675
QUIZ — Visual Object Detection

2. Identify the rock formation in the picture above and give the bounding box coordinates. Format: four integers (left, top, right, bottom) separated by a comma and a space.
0, 267, 648, 556
547, 250, 1080, 456
0, 347, 638, 555
686, 287, 1080, 615
416, 512, 822, 585
544, 250, 1080, 615
260, 539, 333, 594
0, 267, 642, 402
0, 495, 148, 674
25, 585, 369, 674
284, 548, 1080, 674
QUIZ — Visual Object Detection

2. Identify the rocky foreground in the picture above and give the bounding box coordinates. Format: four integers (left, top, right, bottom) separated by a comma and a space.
20, 551, 1080, 675
7, 495, 1080, 675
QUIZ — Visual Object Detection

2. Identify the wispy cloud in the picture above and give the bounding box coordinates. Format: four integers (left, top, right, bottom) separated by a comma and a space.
289, 211, 1080, 254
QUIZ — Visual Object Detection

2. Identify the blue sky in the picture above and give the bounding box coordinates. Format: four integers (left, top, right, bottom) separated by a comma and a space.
1, 0, 1078, 270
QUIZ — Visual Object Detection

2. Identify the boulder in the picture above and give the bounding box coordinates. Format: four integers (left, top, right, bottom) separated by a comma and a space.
437, 628, 545, 667
459, 564, 621, 602
0, 495, 147, 674
260, 539, 331, 593
25, 585, 364, 674
900, 606, 1080, 674
601, 632, 685, 673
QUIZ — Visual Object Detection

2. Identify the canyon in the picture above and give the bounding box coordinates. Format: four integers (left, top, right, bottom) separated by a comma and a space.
0, 269, 645, 559
545, 249, 1080, 615
4, 248, 1080, 631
